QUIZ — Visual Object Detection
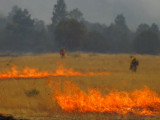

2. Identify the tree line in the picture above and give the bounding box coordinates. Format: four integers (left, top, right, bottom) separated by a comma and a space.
0, 0, 160, 55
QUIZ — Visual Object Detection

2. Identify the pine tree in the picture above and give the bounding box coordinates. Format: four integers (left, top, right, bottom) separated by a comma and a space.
51, 0, 67, 27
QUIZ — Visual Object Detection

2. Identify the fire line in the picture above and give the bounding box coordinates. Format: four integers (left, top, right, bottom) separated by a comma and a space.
0, 65, 110, 80
49, 80, 160, 116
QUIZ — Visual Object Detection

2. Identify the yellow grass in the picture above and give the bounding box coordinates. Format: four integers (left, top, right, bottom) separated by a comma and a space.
0, 53, 160, 119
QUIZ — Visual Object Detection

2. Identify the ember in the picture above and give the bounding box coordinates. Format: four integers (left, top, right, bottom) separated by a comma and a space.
49, 80, 160, 116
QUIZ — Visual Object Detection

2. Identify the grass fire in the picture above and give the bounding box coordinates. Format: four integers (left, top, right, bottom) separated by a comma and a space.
49, 80, 160, 116
0, 53, 160, 120
0, 64, 110, 80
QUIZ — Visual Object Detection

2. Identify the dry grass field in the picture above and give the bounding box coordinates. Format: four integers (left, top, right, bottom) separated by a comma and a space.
0, 52, 160, 120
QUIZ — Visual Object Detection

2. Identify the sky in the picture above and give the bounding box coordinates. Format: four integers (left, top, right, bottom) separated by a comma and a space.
0, 0, 160, 30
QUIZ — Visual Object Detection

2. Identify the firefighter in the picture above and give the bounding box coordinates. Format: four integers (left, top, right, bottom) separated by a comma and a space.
60, 48, 66, 58
130, 56, 139, 72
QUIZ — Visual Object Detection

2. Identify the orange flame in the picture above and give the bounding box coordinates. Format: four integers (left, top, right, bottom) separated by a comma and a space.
49, 81, 160, 116
0, 65, 110, 80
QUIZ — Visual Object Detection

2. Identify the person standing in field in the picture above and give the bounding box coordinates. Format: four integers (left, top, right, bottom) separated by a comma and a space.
130, 56, 139, 72
60, 48, 66, 58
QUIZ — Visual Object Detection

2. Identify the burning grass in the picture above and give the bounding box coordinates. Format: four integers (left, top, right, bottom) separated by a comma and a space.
0, 53, 160, 119
0, 65, 110, 80
48, 80, 160, 116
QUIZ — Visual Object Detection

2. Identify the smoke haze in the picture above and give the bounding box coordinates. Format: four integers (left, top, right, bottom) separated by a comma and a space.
0, 0, 160, 30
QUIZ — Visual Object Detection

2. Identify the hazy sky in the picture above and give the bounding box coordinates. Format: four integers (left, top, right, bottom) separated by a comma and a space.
0, 0, 160, 30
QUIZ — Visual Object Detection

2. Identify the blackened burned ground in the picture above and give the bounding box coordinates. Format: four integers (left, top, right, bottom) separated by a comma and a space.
0, 114, 18, 120
11, 113, 160, 120
0, 114, 29, 120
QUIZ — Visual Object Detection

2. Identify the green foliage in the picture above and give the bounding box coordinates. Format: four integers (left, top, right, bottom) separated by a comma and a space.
55, 19, 88, 51
7, 6, 34, 34
4, 6, 35, 52
134, 30, 159, 54
134, 23, 160, 54
83, 21, 107, 34
0, 5, 51, 53
25, 89, 39, 97
107, 14, 131, 53
150, 23, 159, 33
51, 0, 67, 27
114, 14, 128, 29
0, 1, 160, 54
13, 8, 34, 28
136, 24, 150, 34
85, 31, 109, 53
0, 16, 7, 31
68, 8, 84, 22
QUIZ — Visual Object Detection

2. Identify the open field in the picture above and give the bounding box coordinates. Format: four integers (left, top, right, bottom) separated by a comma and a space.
0, 53, 160, 120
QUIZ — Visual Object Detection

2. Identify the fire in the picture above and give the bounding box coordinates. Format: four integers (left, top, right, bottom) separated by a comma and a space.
0, 65, 110, 79
0, 66, 49, 79
49, 80, 160, 116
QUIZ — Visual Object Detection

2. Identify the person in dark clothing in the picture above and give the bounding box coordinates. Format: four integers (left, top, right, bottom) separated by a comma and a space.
60, 48, 66, 58
130, 56, 139, 72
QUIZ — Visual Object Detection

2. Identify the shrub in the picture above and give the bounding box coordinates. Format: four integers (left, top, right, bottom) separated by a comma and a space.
25, 89, 39, 97
69, 52, 81, 58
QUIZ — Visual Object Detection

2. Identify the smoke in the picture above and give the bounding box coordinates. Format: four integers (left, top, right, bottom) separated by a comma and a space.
67, 0, 160, 30
0, 0, 160, 30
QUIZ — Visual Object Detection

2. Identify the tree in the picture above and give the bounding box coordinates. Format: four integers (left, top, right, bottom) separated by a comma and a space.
34, 19, 45, 31
107, 14, 131, 53
7, 6, 34, 33
55, 19, 87, 51
32, 19, 52, 53
5, 6, 35, 52
85, 31, 109, 53
134, 23, 160, 54
7, 5, 19, 23
68, 8, 84, 22
134, 30, 159, 54
48, 0, 67, 49
114, 14, 127, 29
150, 23, 159, 33
136, 23, 150, 34
51, 0, 67, 28
83, 21, 107, 34
0, 16, 6, 31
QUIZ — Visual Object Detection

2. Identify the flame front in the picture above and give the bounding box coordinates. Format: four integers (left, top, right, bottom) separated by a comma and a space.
50, 81, 160, 116
0, 65, 110, 79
